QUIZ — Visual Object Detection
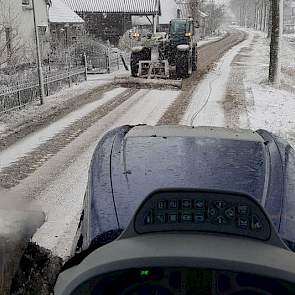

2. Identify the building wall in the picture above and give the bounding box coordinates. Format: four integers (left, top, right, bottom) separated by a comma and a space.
0, 0, 50, 65
78, 12, 132, 45
50, 23, 85, 49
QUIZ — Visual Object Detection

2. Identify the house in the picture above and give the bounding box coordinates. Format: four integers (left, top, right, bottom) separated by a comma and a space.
175, 0, 191, 18
132, 0, 177, 32
0, 0, 51, 66
198, 10, 209, 39
284, 0, 295, 33
49, 0, 85, 48
64, 0, 161, 44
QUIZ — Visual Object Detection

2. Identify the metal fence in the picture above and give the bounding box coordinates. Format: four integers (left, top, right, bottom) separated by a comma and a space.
88, 52, 126, 73
0, 51, 129, 115
0, 66, 86, 114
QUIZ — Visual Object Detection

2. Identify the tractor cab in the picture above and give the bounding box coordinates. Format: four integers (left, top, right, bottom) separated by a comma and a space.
169, 18, 195, 45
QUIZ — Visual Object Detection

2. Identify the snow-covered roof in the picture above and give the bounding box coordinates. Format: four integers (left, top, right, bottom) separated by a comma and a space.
64, 0, 161, 15
49, 0, 85, 24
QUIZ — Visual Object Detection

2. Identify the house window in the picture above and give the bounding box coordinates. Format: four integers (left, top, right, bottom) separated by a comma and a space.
22, 0, 30, 5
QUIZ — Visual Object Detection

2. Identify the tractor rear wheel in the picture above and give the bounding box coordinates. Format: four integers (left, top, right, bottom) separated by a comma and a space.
176, 51, 191, 78
130, 52, 139, 77
192, 47, 197, 72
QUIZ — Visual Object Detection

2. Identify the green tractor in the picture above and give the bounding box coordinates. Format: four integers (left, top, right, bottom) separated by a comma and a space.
130, 18, 198, 80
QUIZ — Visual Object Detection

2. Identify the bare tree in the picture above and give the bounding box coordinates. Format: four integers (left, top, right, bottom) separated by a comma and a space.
202, 1, 225, 35
189, 0, 201, 27
0, 0, 22, 67
230, 0, 282, 85
230, 0, 270, 31
269, 0, 283, 84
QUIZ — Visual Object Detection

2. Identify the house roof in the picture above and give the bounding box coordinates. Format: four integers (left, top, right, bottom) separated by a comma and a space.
64, 0, 161, 15
133, 0, 177, 25
49, 0, 85, 24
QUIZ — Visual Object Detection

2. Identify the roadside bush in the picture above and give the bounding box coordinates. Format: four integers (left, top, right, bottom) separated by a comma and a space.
49, 35, 108, 69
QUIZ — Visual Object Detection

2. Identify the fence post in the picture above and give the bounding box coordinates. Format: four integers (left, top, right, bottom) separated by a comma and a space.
106, 48, 111, 74
83, 53, 88, 81
68, 65, 72, 88
117, 53, 120, 70
17, 82, 21, 110
45, 73, 49, 96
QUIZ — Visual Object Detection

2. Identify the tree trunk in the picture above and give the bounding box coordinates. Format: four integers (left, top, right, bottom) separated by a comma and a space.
263, 0, 268, 32
189, 0, 200, 35
269, 0, 283, 85
259, 2, 264, 30
267, 0, 272, 37
254, 3, 258, 29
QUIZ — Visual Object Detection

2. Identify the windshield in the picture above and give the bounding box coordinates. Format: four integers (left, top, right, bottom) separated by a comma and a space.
1, 0, 295, 294
170, 20, 187, 35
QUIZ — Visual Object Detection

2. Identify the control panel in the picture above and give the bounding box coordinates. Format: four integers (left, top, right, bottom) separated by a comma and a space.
134, 190, 271, 241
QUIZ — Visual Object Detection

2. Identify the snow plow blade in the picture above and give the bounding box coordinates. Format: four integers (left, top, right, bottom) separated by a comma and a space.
113, 76, 182, 90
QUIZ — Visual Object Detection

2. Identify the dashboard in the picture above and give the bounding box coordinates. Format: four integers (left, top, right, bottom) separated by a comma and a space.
135, 190, 271, 241
71, 267, 295, 295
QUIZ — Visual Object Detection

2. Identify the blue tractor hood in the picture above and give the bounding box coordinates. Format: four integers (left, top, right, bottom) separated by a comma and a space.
85, 125, 295, 249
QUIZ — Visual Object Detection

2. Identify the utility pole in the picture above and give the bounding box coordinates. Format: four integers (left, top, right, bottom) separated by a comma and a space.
32, 0, 45, 105
189, 0, 200, 35
269, 0, 283, 85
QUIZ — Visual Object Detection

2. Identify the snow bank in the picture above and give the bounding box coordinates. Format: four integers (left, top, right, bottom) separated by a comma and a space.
241, 29, 295, 146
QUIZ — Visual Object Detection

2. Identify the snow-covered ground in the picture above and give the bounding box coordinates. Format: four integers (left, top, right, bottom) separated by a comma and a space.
197, 35, 225, 47
183, 27, 295, 147
241, 30, 295, 145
